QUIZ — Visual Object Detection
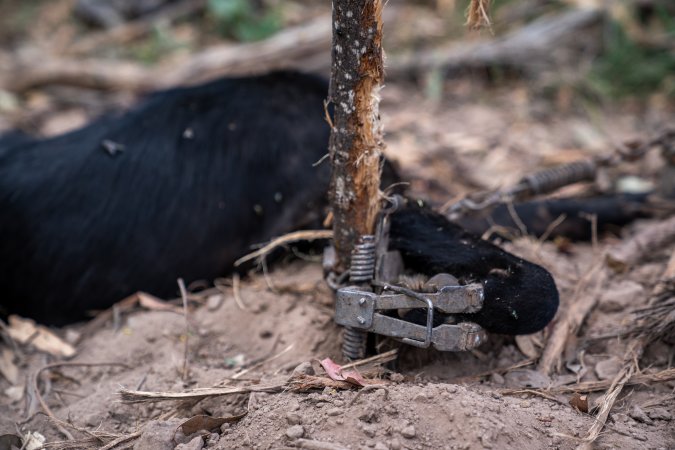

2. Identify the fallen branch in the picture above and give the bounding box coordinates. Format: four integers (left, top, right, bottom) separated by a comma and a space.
68, 0, 207, 55
606, 215, 675, 272
1, 14, 333, 94
575, 346, 637, 450
538, 258, 607, 375
501, 367, 675, 395
120, 372, 388, 404
387, 8, 603, 78
120, 382, 284, 403
1, 8, 602, 94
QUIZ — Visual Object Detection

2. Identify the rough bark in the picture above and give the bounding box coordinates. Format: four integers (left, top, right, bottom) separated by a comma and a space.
328, 0, 385, 271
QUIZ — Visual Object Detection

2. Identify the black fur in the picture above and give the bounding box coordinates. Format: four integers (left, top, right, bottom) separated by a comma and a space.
1, 71, 331, 324
391, 204, 559, 335
0, 70, 560, 334
456, 194, 650, 241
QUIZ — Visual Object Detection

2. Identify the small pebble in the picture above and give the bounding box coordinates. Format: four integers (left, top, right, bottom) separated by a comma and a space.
359, 410, 378, 423
285, 425, 305, 440
384, 404, 397, 416
327, 407, 342, 417
647, 408, 672, 421
374, 442, 388, 450
414, 393, 427, 403
401, 425, 416, 439
206, 294, 223, 311
175, 436, 204, 450
286, 412, 303, 425
363, 424, 377, 438
389, 373, 405, 382
491, 373, 505, 385
292, 362, 315, 377
388, 438, 401, 450
594, 357, 622, 380
289, 401, 301, 412
629, 406, 653, 425
631, 432, 648, 442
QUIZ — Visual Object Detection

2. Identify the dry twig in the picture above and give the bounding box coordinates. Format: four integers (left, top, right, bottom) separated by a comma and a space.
466, 0, 492, 31
97, 430, 144, 450
177, 278, 190, 381
340, 349, 398, 371
120, 371, 388, 404
31, 362, 129, 440
538, 258, 607, 375
234, 230, 333, 267
501, 367, 675, 396
232, 273, 248, 311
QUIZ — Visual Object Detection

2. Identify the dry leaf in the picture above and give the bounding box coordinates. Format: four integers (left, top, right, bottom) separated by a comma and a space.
569, 392, 588, 413
515, 335, 541, 359
178, 413, 247, 436
7, 316, 76, 358
342, 370, 367, 387
320, 358, 345, 381
0, 348, 19, 385
319, 358, 366, 387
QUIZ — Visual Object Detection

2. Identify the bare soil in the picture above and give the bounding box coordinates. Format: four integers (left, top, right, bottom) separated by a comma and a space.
1, 80, 674, 450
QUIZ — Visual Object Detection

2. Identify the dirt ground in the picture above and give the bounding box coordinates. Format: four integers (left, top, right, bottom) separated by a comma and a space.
1, 80, 674, 450
1, 1, 675, 449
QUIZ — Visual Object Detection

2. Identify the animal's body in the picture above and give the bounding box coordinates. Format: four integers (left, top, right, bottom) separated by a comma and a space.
0, 71, 559, 334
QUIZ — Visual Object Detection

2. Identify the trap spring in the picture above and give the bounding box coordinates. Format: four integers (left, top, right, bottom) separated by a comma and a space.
445, 129, 675, 220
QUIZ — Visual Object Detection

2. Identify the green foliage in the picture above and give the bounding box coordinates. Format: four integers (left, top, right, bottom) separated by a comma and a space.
587, 18, 675, 98
207, 0, 281, 42
129, 24, 187, 65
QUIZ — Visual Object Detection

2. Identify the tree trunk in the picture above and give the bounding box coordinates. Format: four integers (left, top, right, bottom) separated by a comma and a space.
328, 0, 386, 271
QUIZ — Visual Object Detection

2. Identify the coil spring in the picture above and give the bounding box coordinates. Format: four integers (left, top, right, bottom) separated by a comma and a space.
349, 235, 376, 283
343, 327, 368, 360
520, 159, 597, 196
342, 234, 376, 360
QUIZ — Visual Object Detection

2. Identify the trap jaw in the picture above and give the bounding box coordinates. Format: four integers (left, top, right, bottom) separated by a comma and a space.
325, 196, 487, 360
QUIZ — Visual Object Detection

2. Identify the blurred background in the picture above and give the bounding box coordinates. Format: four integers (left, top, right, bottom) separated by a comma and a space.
0, 0, 673, 200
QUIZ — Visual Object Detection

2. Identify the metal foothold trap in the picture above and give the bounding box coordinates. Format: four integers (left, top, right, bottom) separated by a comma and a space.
334, 280, 486, 352
325, 196, 488, 360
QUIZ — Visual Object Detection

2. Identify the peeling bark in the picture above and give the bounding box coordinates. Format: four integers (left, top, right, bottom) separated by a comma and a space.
328, 0, 386, 271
